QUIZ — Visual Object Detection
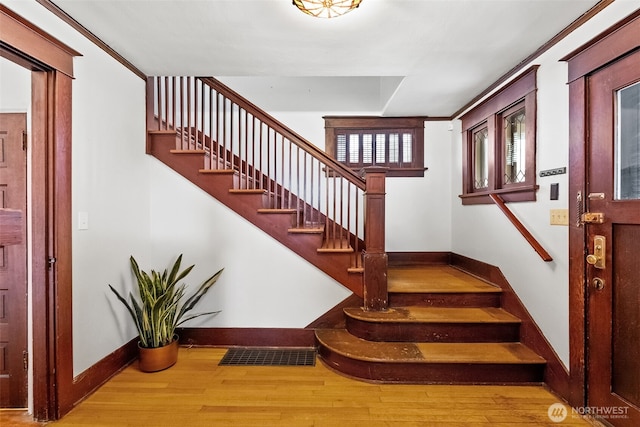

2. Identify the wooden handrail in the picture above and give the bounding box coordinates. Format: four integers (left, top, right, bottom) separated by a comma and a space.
489, 194, 553, 262
200, 77, 365, 190
148, 75, 386, 275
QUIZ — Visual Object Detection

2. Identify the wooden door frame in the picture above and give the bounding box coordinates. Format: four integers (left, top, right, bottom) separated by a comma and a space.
0, 5, 79, 420
562, 10, 640, 409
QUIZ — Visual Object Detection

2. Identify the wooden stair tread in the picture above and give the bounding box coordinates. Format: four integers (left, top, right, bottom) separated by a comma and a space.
170, 149, 206, 154
388, 266, 501, 294
288, 226, 324, 234
316, 329, 545, 365
229, 188, 266, 194
344, 307, 521, 324
318, 239, 354, 253
199, 169, 235, 174
257, 208, 298, 214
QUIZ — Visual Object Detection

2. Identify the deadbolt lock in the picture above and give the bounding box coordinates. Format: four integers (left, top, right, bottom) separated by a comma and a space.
592, 277, 605, 290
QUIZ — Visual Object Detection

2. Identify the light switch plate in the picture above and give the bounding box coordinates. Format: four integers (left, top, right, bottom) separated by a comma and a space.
550, 209, 568, 225
78, 211, 89, 230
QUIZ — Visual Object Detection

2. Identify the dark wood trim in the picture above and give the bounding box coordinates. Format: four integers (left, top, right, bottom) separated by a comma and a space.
1, 8, 80, 421
324, 116, 429, 128
449, 253, 570, 401
387, 251, 451, 266
323, 116, 427, 178
451, 0, 614, 119
567, 78, 588, 409
562, 11, 640, 411
460, 66, 538, 131
362, 167, 388, 311
177, 328, 316, 348
30, 70, 55, 421
0, 4, 80, 77
52, 72, 74, 418
34, 0, 147, 80
67, 339, 138, 408
459, 185, 539, 205
306, 294, 363, 329
561, 8, 640, 82
459, 68, 538, 204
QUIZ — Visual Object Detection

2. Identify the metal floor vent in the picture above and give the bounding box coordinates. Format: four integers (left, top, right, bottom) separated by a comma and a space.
219, 347, 316, 366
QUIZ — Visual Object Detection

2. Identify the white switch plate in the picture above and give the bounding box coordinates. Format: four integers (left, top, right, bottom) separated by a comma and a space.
78, 211, 89, 230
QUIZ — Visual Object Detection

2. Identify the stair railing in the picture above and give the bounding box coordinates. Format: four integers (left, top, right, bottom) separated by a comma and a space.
147, 77, 388, 301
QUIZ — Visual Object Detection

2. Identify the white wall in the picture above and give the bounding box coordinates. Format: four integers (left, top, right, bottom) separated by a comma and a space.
450, 0, 639, 368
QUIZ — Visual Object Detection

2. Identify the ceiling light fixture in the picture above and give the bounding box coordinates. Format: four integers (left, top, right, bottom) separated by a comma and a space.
292, 0, 363, 19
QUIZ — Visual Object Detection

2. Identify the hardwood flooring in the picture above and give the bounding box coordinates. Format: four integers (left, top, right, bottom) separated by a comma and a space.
10, 347, 590, 426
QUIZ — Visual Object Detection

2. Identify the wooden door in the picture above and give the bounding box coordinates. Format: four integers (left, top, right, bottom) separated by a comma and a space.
0, 113, 28, 407
585, 49, 640, 426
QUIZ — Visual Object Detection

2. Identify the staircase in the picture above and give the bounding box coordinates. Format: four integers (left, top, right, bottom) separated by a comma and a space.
145, 76, 381, 297
316, 265, 547, 384
146, 76, 548, 386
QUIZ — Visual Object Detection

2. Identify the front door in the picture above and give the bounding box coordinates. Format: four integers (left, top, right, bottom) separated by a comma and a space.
0, 113, 28, 407
585, 49, 640, 426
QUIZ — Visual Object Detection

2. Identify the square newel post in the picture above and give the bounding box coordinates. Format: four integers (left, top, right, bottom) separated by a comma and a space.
361, 166, 388, 311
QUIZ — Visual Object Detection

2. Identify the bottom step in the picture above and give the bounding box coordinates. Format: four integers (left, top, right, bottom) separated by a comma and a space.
315, 329, 545, 384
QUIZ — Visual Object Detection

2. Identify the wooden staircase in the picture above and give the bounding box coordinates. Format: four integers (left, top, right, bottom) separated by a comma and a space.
147, 131, 364, 296
315, 265, 547, 384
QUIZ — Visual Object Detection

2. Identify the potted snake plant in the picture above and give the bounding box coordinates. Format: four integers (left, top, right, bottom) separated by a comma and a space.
109, 254, 223, 372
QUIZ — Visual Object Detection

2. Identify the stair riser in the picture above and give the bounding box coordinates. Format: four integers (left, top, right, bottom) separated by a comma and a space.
389, 293, 501, 308
345, 318, 520, 343
318, 347, 544, 384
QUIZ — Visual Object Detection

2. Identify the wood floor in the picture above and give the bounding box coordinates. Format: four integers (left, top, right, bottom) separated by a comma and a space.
1, 347, 589, 426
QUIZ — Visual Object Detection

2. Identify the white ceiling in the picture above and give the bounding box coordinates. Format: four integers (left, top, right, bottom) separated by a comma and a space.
51, 0, 602, 116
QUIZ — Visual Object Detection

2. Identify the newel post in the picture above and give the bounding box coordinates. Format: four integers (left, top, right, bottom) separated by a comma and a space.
362, 166, 388, 311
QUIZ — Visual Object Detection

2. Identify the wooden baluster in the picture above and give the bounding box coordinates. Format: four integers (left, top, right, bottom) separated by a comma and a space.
155, 77, 162, 130
171, 77, 176, 134
164, 77, 169, 130
259, 122, 264, 190
362, 166, 388, 311
179, 77, 185, 149
187, 77, 192, 150
209, 86, 214, 168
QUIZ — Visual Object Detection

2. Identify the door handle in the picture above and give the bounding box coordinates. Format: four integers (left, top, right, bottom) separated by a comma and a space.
586, 235, 606, 269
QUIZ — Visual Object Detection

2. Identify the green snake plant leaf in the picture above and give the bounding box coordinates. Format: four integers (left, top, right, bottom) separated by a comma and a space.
109, 255, 222, 349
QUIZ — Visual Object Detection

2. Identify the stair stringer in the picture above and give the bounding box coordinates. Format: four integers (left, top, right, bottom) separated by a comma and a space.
148, 131, 364, 297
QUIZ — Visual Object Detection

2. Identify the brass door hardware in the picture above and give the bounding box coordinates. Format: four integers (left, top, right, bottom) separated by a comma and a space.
581, 212, 604, 224
586, 235, 606, 269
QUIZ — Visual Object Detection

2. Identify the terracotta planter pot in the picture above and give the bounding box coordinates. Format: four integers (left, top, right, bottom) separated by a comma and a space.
138, 337, 179, 372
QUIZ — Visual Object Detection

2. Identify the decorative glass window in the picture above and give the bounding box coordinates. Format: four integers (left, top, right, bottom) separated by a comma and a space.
502, 105, 526, 185
460, 66, 538, 204
473, 126, 489, 190
324, 116, 427, 177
